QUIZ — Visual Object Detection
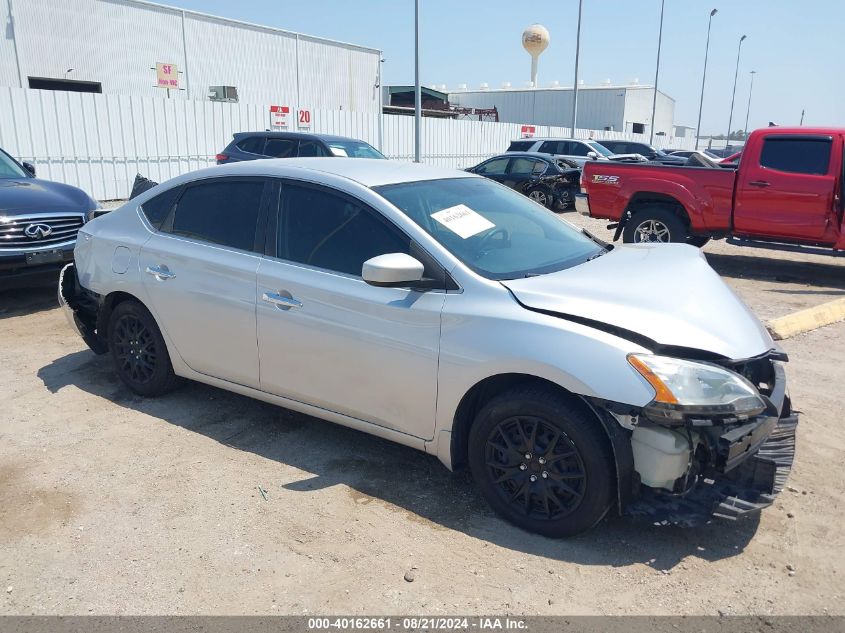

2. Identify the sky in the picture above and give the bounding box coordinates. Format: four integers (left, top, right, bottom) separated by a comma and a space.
163, 0, 845, 135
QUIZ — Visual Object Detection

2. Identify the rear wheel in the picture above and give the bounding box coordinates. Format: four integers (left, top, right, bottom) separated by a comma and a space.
527, 187, 552, 208
623, 207, 687, 244
468, 386, 614, 537
108, 300, 181, 397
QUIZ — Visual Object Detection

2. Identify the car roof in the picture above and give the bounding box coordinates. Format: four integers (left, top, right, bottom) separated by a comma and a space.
232, 131, 369, 143
510, 137, 589, 143
171, 158, 476, 188
488, 152, 555, 160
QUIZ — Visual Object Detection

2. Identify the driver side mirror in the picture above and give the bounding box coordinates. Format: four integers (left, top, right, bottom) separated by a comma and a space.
586, 151, 598, 160
362, 253, 425, 288
22, 161, 36, 176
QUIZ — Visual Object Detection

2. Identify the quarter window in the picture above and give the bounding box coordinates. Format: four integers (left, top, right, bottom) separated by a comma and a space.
278, 185, 409, 276
760, 138, 832, 175
167, 180, 265, 252
140, 186, 181, 230
264, 138, 297, 158
236, 136, 265, 155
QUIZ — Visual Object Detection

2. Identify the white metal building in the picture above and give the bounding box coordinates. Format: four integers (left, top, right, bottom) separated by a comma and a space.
449, 85, 676, 138
0, 0, 382, 112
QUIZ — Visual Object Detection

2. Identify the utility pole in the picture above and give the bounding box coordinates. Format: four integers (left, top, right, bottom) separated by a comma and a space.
695, 9, 718, 150
414, 0, 421, 162
743, 70, 756, 140
725, 34, 747, 152
649, 0, 666, 144
800, 109, 805, 126
570, 0, 583, 137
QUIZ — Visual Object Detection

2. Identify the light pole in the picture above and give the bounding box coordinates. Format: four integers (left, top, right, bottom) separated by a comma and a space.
649, 0, 665, 144
725, 34, 747, 152
570, 0, 583, 137
694, 9, 717, 150
743, 70, 756, 140
414, 0, 421, 163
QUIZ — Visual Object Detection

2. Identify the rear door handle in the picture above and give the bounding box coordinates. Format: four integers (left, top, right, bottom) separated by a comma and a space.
749, 180, 770, 187
262, 291, 302, 310
145, 265, 176, 280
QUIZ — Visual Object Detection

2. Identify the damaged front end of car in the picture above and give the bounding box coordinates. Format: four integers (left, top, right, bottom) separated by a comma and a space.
591, 350, 798, 527
58, 262, 108, 355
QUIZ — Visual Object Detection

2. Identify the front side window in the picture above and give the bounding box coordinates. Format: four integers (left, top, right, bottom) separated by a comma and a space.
298, 141, 328, 157
326, 140, 385, 159
377, 177, 603, 280
264, 138, 297, 158
0, 150, 27, 178
586, 142, 614, 157
475, 158, 509, 175
167, 180, 264, 252
278, 185, 409, 276
760, 137, 832, 175
140, 186, 181, 230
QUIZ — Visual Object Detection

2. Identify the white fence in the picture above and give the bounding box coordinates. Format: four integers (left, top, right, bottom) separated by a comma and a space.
0, 87, 695, 200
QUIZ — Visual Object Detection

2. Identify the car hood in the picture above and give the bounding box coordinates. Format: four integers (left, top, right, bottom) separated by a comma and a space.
501, 243, 774, 360
0, 178, 95, 215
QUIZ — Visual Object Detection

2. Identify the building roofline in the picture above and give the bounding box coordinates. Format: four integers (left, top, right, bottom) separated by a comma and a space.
106, 0, 382, 55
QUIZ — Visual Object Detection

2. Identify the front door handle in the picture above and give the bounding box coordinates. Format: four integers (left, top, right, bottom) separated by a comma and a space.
145, 265, 176, 280
749, 180, 771, 188
262, 291, 302, 310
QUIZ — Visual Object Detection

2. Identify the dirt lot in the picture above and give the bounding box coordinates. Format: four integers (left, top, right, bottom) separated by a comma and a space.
1, 214, 844, 616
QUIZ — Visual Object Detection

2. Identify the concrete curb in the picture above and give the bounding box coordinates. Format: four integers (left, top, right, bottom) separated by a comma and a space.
767, 297, 845, 340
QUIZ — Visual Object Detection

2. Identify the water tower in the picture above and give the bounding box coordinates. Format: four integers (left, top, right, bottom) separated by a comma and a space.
522, 24, 550, 88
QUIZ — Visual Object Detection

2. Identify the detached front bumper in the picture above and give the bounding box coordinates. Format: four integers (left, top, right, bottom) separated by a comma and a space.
624, 362, 798, 527
58, 263, 107, 354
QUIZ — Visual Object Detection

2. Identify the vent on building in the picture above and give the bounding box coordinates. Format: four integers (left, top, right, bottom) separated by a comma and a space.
631, 122, 646, 135
208, 86, 239, 102
28, 77, 102, 93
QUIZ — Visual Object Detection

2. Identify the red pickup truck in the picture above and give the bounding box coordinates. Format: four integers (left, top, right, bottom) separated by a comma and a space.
576, 127, 845, 256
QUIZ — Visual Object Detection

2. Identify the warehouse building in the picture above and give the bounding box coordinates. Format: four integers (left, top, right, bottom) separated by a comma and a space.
449, 84, 676, 137
0, 0, 382, 112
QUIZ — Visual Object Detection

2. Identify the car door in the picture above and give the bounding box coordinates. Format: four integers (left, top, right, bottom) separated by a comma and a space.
505, 157, 541, 191
256, 181, 445, 439
473, 157, 510, 185
138, 177, 270, 388
734, 135, 838, 241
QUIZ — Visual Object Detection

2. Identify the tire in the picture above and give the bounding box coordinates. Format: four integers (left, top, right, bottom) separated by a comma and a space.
686, 235, 711, 248
622, 206, 688, 244
468, 386, 614, 537
527, 187, 552, 209
107, 299, 181, 397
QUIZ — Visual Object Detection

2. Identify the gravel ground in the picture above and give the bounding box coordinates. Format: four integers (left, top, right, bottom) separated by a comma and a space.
1, 210, 844, 616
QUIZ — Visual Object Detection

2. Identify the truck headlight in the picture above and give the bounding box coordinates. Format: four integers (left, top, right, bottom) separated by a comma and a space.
627, 353, 766, 422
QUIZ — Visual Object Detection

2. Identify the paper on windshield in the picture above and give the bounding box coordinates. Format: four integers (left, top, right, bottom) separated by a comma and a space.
431, 204, 495, 239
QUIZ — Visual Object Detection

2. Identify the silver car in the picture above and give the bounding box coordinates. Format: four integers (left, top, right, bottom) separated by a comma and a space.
59, 158, 797, 536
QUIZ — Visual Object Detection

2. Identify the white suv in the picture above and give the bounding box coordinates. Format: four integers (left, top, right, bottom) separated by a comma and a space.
59, 158, 797, 536
506, 138, 619, 167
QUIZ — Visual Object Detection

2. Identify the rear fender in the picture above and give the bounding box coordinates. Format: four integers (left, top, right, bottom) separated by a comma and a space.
617, 179, 703, 229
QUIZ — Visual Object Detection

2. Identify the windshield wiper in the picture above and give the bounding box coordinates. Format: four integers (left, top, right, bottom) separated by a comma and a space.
585, 249, 608, 262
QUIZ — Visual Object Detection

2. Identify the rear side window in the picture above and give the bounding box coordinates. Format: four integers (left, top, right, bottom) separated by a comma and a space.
140, 186, 181, 230
510, 157, 543, 175
539, 141, 567, 155
507, 141, 535, 152
264, 138, 297, 158
279, 185, 409, 276
298, 141, 328, 157
760, 137, 832, 175
167, 180, 265, 252
236, 136, 265, 155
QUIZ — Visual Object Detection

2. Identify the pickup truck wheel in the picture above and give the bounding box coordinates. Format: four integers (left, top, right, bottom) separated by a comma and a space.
108, 300, 181, 397
623, 207, 687, 244
468, 386, 614, 537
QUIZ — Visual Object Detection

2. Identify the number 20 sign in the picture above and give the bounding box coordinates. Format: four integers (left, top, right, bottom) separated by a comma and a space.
297, 109, 312, 130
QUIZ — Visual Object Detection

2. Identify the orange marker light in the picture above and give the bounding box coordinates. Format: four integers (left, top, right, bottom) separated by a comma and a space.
627, 355, 679, 405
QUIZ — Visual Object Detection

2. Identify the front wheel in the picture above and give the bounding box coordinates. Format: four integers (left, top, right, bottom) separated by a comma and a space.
468, 386, 614, 537
108, 300, 181, 397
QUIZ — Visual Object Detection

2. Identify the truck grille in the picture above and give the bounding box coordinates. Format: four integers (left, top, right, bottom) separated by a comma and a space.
0, 213, 86, 251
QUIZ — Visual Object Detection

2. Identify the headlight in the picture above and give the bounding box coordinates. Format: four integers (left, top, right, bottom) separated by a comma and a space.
627, 353, 766, 423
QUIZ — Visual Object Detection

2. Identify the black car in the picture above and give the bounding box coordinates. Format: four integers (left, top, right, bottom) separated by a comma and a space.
0, 147, 99, 290
216, 132, 385, 164
466, 153, 581, 210
595, 140, 687, 165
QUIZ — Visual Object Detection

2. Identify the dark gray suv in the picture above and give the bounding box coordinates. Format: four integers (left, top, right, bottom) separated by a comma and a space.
216, 132, 385, 164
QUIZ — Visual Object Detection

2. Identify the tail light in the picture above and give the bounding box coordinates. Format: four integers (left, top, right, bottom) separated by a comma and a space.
579, 170, 586, 193
215, 153, 228, 163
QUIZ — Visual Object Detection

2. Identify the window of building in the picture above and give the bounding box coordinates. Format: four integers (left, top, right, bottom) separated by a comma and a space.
631, 123, 646, 135
28, 77, 102, 93
278, 185, 409, 276
760, 137, 832, 175
167, 180, 265, 252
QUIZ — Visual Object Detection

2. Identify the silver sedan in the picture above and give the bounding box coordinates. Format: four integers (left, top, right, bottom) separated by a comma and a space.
60, 158, 797, 536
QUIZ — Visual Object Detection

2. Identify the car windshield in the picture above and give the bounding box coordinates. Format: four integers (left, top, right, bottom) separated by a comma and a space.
0, 151, 28, 178
326, 141, 385, 159
376, 177, 604, 280
587, 142, 614, 157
